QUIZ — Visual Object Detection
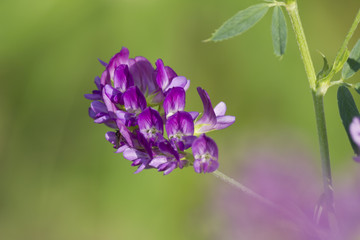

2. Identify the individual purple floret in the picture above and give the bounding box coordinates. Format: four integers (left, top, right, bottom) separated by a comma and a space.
155, 59, 190, 93
195, 87, 236, 134
349, 116, 360, 162
123, 86, 147, 114
166, 111, 196, 151
192, 134, 219, 173
163, 87, 186, 118
85, 47, 235, 174
138, 107, 164, 143
114, 64, 134, 93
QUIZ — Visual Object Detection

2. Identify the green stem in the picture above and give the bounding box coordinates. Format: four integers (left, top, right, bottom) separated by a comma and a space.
285, 1, 317, 91
334, 8, 360, 67
285, 0, 336, 224
312, 93, 334, 209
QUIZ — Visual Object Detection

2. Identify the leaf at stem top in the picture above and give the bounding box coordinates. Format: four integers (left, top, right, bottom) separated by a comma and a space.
271, 6, 287, 56
342, 39, 360, 79
206, 4, 270, 42
333, 49, 350, 74
337, 86, 360, 154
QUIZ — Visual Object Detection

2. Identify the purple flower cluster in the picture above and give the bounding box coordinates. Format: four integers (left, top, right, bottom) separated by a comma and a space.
85, 47, 235, 175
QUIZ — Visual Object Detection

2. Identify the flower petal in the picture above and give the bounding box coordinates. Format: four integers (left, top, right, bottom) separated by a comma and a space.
84, 92, 102, 100
166, 111, 194, 138
214, 102, 227, 117
94, 114, 111, 124
107, 47, 130, 80
158, 140, 179, 160
183, 80, 190, 91
155, 59, 169, 91
90, 101, 107, 114
134, 162, 148, 174
165, 76, 188, 91
102, 86, 118, 114
88, 107, 96, 119
195, 87, 216, 126
155, 59, 177, 91
123, 148, 142, 161
163, 87, 186, 118
100, 69, 110, 86
129, 56, 157, 94
137, 131, 153, 158
94, 76, 101, 90
115, 145, 129, 153
104, 84, 122, 104
198, 115, 236, 133
353, 156, 360, 162
188, 111, 199, 120
192, 134, 219, 173
138, 108, 164, 141
214, 115, 235, 129
163, 162, 177, 175
114, 64, 134, 93
98, 58, 108, 67
123, 86, 147, 113
105, 131, 117, 146
149, 156, 168, 168
116, 119, 134, 147
350, 116, 360, 147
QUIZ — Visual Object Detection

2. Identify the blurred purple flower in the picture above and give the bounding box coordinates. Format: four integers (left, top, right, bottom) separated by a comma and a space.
85, 47, 235, 174
349, 116, 360, 162
209, 146, 360, 240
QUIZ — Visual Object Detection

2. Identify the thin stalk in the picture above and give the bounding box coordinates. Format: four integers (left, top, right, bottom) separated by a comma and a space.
212, 170, 276, 208
285, 0, 337, 227
212, 170, 324, 238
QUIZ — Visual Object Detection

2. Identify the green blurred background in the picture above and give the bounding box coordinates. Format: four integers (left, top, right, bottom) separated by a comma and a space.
1, 0, 359, 239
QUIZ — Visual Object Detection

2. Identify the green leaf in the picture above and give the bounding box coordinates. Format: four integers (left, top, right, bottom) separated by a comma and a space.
271, 6, 287, 56
333, 49, 350, 74
355, 82, 360, 95
316, 53, 331, 80
206, 4, 270, 42
342, 39, 360, 79
337, 86, 360, 154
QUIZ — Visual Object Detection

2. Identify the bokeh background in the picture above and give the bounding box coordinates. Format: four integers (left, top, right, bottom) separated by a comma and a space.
1, 0, 360, 239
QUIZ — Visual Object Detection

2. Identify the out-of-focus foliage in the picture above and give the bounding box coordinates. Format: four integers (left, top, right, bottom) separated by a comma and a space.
0, 0, 359, 239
